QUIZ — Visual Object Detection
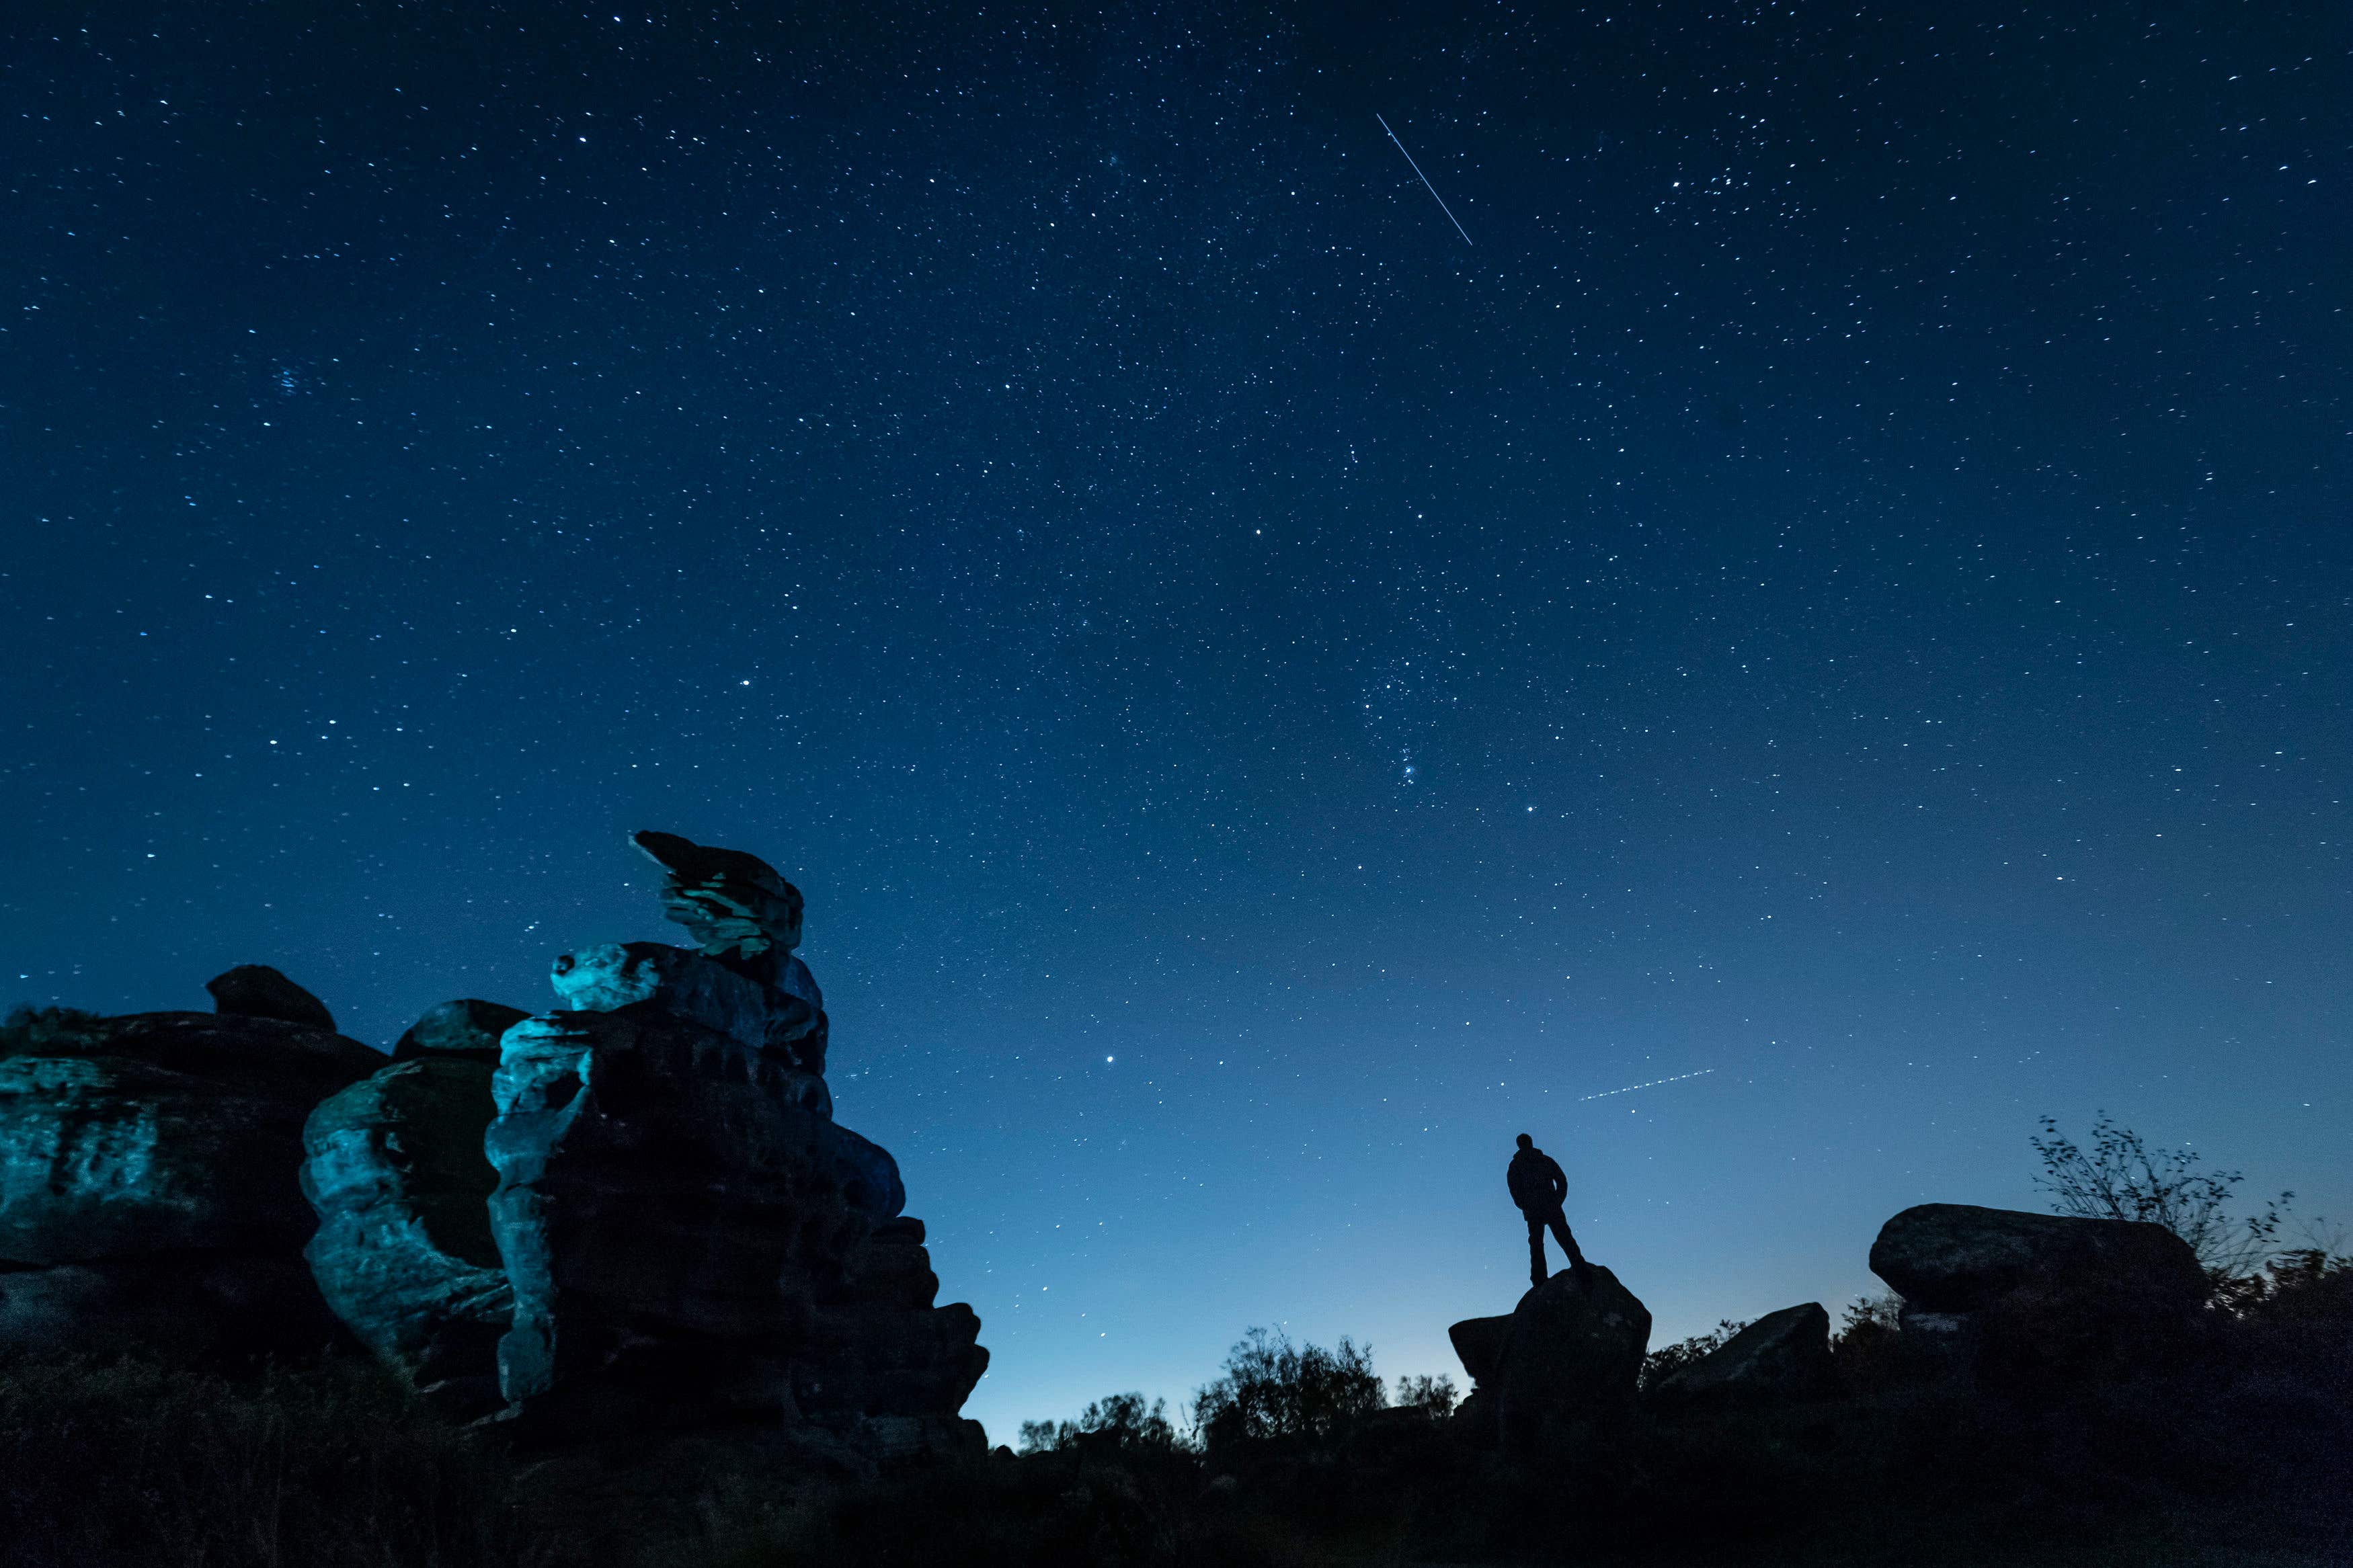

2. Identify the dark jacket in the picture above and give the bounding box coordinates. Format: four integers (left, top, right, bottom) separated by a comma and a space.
1507, 1147, 1568, 1213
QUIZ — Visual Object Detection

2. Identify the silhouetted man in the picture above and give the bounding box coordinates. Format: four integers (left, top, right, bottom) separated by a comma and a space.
1508, 1132, 1591, 1290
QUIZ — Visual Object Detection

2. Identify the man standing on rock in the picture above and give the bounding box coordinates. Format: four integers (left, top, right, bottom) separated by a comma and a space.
1509, 1132, 1593, 1290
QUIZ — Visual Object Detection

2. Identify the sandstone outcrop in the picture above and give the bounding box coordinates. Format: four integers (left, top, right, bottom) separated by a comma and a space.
1449, 1264, 1650, 1446
469, 832, 986, 1456
302, 1016, 516, 1413
1870, 1202, 2206, 1315
1650, 1301, 1835, 1403
1870, 1202, 2210, 1377
0, 985, 378, 1360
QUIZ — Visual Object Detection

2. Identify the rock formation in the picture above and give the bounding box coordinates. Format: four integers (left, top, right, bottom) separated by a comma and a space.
206, 964, 340, 1032
467, 831, 985, 1456
1869, 1202, 2210, 1381
1650, 1302, 1836, 1404
302, 1007, 519, 1414
1449, 1264, 1651, 1446
1870, 1202, 2207, 1339
0, 983, 378, 1360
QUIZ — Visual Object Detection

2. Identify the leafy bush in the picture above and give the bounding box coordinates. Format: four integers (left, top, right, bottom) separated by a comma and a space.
1019, 1391, 1180, 1455
1189, 1327, 1384, 1448
2032, 1113, 2299, 1280
1390, 1372, 1458, 1418
1830, 1290, 1905, 1389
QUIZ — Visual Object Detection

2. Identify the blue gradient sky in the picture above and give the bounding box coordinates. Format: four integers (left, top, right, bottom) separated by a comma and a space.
4, 3, 2346, 1443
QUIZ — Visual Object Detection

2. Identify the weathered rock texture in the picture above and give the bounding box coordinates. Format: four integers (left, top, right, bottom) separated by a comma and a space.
1870, 1202, 2210, 1380
1652, 1302, 1836, 1403
471, 832, 986, 1455
302, 1030, 514, 1413
1449, 1264, 1650, 1446
0, 989, 379, 1360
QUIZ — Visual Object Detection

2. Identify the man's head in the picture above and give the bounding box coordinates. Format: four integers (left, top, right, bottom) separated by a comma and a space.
1516, 1132, 1533, 1151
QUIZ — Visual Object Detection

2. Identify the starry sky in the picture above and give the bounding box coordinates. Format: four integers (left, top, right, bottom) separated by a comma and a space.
4, 3, 2348, 1443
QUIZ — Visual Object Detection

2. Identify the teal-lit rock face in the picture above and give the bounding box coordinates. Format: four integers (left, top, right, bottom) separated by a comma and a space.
0, 1002, 379, 1360
301, 1050, 515, 1413
548, 942, 828, 1074
469, 833, 984, 1456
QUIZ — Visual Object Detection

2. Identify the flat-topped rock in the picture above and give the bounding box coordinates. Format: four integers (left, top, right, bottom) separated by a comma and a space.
633, 829, 805, 969
1870, 1203, 2207, 1313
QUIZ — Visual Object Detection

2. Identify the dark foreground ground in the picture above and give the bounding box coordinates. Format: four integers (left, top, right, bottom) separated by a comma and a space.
3, 1264, 2348, 1568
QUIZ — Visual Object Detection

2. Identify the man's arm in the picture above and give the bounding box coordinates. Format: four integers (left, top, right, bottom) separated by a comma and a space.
1546, 1155, 1567, 1205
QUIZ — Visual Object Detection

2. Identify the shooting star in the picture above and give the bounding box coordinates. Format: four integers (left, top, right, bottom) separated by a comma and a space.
1376, 113, 1473, 247
1578, 1068, 1715, 1103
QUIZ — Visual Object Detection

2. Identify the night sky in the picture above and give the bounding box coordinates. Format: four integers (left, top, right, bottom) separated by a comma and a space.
5, 3, 2348, 1443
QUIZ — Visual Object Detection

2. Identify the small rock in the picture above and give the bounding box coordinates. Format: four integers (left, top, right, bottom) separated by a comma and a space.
391, 999, 528, 1063
631, 829, 806, 964
1652, 1302, 1835, 1403
1446, 1313, 1513, 1385
205, 964, 337, 1032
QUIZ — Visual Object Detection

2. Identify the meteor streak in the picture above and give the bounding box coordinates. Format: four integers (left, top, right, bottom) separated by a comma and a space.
1376, 113, 1473, 247
1578, 1068, 1714, 1103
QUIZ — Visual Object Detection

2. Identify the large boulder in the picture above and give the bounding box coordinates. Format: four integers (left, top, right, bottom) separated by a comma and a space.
301, 1046, 514, 1413
1651, 1302, 1835, 1404
0, 995, 380, 1359
1870, 1204, 2212, 1383
485, 957, 909, 1434
1870, 1204, 2207, 1314
1450, 1264, 1650, 1446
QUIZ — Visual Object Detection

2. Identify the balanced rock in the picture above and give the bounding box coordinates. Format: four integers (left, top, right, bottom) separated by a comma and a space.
301, 1044, 514, 1413
206, 964, 337, 1032
0, 1005, 379, 1359
477, 833, 985, 1456
1652, 1302, 1835, 1403
1450, 1265, 1650, 1446
392, 999, 528, 1063
1870, 1204, 2206, 1315
633, 829, 805, 974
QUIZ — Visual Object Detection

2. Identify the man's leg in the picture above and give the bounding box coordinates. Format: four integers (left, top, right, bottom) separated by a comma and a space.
1546, 1210, 1592, 1279
1525, 1210, 1548, 1288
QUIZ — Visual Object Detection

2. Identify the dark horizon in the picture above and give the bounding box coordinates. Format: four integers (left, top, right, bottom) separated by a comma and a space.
4, 2, 2347, 1440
